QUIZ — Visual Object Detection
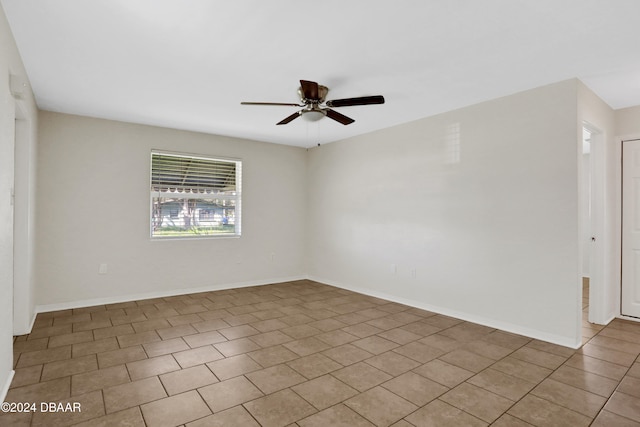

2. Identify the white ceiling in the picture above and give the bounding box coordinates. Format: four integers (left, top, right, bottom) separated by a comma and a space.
3, 1, 640, 148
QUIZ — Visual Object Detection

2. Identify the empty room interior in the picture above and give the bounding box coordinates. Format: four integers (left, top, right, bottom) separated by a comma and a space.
3, 1, 640, 426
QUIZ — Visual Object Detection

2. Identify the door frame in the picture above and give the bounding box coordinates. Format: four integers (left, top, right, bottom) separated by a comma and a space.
619, 135, 640, 321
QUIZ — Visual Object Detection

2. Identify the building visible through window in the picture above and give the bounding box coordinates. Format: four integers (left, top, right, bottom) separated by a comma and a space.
150, 151, 241, 238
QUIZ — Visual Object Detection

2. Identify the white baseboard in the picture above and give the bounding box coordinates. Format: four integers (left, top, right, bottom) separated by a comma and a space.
308, 275, 582, 349
35, 275, 307, 315
1, 370, 14, 403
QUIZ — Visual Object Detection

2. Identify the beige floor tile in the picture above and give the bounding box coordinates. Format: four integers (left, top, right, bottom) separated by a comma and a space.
565, 354, 628, 381
41, 354, 98, 381
97, 345, 147, 369
246, 364, 306, 394
342, 323, 384, 339
467, 368, 536, 401
287, 353, 343, 379
72, 337, 119, 358
173, 345, 224, 368
186, 405, 260, 427
16, 345, 71, 368
218, 324, 260, 340
198, 375, 263, 412
531, 378, 607, 418
462, 340, 513, 361
438, 349, 495, 373
12, 281, 640, 427
481, 330, 530, 350
526, 340, 576, 358
491, 356, 553, 384
441, 382, 514, 423
116, 330, 161, 348
591, 409, 640, 427
604, 391, 640, 423
92, 324, 134, 340
248, 344, 299, 367
579, 342, 638, 367
249, 330, 294, 347
510, 346, 566, 370
549, 364, 618, 397
490, 414, 533, 427
131, 318, 171, 333
72, 364, 130, 395
206, 353, 262, 380
508, 394, 592, 427
142, 337, 189, 357
47, 330, 94, 348
382, 371, 448, 406
345, 386, 417, 426
332, 361, 393, 392
71, 407, 145, 427
5, 377, 71, 403
214, 337, 261, 357
166, 313, 203, 327
182, 330, 227, 348
365, 350, 420, 376
244, 388, 317, 427
103, 376, 167, 414
405, 399, 488, 427
31, 389, 105, 426
293, 374, 358, 410
316, 330, 359, 347
191, 318, 231, 332
27, 325, 73, 340
250, 318, 290, 333
298, 404, 375, 427
589, 335, 640, 355
281, 324, 322, 339
141, 390, 212, 427
10, 365, 43, 388
13, 337, 49, 353
418, 333, 465, 352
413, 358, 474, 388
283, 336, 331, 357
377, 327, 422, 345
160, 364, 218, 395
156, 324, 198, 340
127, 354, 181, 380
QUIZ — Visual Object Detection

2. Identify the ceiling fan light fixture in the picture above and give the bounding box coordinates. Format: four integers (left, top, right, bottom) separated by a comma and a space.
302, 109, 325, 122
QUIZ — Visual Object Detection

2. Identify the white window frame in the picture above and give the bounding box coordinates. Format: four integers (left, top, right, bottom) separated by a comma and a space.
150, 150, 242, 239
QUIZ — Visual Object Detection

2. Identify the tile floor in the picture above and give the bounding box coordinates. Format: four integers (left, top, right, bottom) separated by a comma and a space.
2, 279, 640, 426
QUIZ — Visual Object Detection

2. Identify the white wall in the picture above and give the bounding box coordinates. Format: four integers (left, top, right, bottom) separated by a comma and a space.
615, 105, 640, 137
36, 112, 307, 309
307, 80, 582, 347
0, 4, 38, 401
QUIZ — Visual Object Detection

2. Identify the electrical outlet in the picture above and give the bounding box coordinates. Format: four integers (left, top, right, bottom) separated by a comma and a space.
410, 268, 417, 279
270, 252, 275, 261
98, 263, 108, 275
391, 264, 397, 275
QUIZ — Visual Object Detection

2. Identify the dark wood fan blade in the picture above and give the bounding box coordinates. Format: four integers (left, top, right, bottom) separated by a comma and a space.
276, 111, 302, 125
325, 95, 385, 108
325, 109, 355, 125
300, 80, 320, 100
241, 102, 303, 106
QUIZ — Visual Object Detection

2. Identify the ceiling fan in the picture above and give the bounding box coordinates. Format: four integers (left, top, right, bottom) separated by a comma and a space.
241, 80, 385, 125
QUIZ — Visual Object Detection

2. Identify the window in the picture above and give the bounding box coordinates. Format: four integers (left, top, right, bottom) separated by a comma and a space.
150, 151, 241, 238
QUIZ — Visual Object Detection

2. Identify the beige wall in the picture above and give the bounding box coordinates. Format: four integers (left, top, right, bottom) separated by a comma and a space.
307, 79, 583, 347
0, 5, 38, 399
616, 105, 640, 137
36, 112, 307, 308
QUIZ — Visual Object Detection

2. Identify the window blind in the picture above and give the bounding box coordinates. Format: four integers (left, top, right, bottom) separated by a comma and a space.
151, 152, 237, 194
